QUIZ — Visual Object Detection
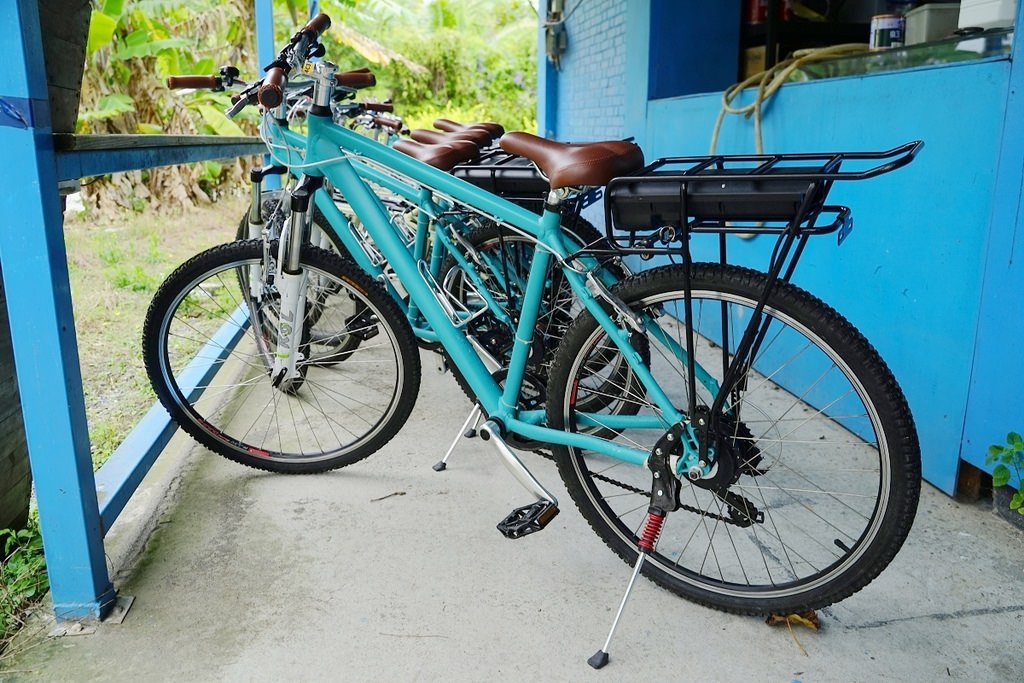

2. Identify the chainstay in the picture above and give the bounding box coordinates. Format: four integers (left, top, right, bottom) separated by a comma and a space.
518, 428, 752, 527
565, 462, 749, 532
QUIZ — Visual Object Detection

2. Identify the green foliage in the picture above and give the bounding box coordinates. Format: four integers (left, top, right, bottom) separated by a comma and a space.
79, 0, 258, 209
292, 0, 538, 132
78, 0, 538, 210
986, 432, 1024, 515
81, 0, 256, 135
97, 233, 163, 291
0, 516, 48, 642
78, 93, 136, 124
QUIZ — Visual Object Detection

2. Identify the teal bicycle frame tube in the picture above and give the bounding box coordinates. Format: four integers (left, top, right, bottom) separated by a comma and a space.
269, 111, 702, 467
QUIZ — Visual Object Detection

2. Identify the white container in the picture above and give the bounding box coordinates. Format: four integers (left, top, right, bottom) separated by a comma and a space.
906, 3, 961, 44
958, 0, 1018, 30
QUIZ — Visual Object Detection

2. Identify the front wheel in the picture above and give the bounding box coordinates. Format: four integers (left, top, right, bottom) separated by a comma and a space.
143, 240, 421, 474
546, 263, 921, 614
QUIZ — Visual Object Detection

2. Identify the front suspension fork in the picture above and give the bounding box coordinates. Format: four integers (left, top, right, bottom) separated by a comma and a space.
270, 175, 322, 385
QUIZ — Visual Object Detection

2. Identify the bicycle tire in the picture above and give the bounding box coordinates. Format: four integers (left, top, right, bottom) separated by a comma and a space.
546, 263, 921, 614
143, 240, 421, 474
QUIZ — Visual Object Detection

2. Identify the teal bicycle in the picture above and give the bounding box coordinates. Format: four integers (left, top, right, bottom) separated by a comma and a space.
144, 15, 923, 664
219, 71, 623, 421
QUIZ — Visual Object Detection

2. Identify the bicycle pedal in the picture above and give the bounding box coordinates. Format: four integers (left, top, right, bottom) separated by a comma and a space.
344, 309, 379, 341
496, 500, 559, 539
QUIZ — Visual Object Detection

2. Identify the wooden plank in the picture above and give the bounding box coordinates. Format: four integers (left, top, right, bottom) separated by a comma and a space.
54, 134, 263, 151
42, 35, 88, 91
39, 0, 90, 133
38, 0, 90, 46
0, 262, 30, 532
53, 134, 267, 180
956, 461, 985, 501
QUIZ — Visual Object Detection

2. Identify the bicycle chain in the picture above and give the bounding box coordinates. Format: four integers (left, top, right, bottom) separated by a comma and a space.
530, 447, 755, 527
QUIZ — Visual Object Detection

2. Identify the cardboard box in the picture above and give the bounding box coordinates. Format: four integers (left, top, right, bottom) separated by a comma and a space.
742, 45, 767, 79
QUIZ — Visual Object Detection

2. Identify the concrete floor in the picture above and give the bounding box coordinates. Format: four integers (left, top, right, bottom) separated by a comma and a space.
3, 354, 1023, 682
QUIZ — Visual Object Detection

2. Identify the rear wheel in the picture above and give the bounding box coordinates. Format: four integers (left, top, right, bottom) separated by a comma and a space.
546, 263, 921, 614
144, 240, 421, 473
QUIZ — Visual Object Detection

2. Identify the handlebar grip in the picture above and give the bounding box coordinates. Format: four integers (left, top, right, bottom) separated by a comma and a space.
167, 75, 220, 90
336, 70, 377, 89
373, 116, 403, 132
362, 101, 394, 113
259, 67, 286, 108
301, 13, 332, 38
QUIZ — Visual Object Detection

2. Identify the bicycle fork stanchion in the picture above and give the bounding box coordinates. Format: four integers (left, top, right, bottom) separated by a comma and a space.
479, 420, 560, 539
433, 403, 481, 471
271, 179, 320, 387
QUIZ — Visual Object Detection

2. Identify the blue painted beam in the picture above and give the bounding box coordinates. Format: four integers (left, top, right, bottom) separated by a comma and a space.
96, 307, 249, 530
0, 0, 115, 620
54, 134, 265, 181
622, 0, 651, 147
255, 0, 280, 190
537, 0, 557, 138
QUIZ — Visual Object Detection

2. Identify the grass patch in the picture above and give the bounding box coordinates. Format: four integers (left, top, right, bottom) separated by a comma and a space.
64, 193, 249, 470
0, 515, 48, 651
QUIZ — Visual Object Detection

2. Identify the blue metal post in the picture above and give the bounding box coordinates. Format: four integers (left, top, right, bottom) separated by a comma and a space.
622, 0, 651, 147
0, 0, 115, 620
255, 0, 279, 189
537, 0, 558, 138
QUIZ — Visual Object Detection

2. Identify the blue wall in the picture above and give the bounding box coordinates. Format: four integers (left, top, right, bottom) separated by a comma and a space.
540, 0, 628, 142
540, 0, 1024, 494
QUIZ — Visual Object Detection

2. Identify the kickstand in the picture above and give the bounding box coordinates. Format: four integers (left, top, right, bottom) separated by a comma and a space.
589, 425, 682, 668
589, 508, 666, 669
433, 403, 481, 471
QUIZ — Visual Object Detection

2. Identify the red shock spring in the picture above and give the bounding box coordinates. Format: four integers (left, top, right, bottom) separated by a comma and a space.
638, 509, 666, 553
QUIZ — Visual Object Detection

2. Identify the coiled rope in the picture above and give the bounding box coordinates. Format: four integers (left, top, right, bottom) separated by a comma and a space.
710, 43, 870, 154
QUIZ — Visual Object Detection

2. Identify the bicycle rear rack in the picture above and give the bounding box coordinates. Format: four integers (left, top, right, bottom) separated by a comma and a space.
599, 141, 926, 463
602, 140, 923, 255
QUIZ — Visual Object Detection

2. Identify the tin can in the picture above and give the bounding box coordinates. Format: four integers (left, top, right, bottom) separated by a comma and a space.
744, 0, 792, 24
870, 13, 906, 49
744, 0, 768, 23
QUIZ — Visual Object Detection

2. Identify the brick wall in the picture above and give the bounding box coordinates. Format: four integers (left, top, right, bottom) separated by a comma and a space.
555, 2, 627, 142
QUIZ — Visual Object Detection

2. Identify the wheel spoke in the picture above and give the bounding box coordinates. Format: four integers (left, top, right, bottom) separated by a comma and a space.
549, 263, 918, 613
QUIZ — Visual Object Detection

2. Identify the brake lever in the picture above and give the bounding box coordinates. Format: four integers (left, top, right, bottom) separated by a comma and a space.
226, 83, 260, 118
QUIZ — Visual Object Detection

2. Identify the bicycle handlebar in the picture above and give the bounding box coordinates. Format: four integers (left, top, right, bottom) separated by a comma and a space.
362, 101, 392, 113
373, 116, 403, 133
259, 68, 287, 108
258, 13, 332, 108
337, 70, 377, 89
167, 75, 221, 90
301, 12, 332, 37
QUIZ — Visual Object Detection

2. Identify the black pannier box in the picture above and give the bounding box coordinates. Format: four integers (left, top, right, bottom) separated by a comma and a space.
607, 166, 826, 231
452, 152, 549, 201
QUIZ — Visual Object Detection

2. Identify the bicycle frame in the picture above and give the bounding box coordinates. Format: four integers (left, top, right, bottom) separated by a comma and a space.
265, 96, 706, 472
146, 22, 925, 654
259, 113, 623, 358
